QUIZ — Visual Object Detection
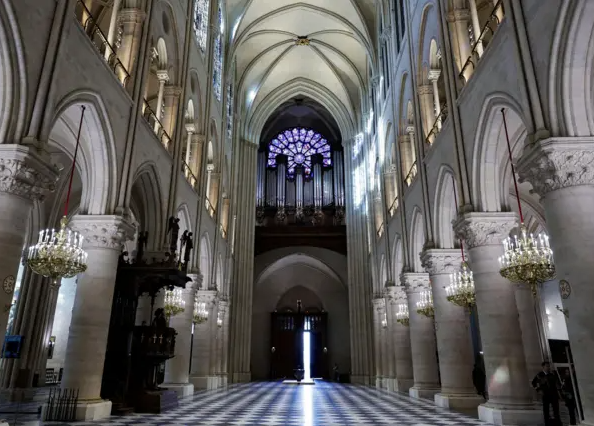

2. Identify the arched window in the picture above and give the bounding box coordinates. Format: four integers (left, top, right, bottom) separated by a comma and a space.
267, 128, 332, 177
212, 1, 223, 101
193, 0, 210, 53
226, 63, 235, 139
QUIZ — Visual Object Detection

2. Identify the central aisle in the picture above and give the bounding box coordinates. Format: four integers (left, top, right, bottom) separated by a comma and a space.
44, 381, 489, 425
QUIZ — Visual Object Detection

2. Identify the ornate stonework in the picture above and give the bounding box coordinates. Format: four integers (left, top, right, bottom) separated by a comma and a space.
70, 215, 135, 250
0, 147, 58, 201
421, 249, 463, 275
400, 272, 430, 293
453, 212, 517, 249
372, 297, 386, 312
517, 138, 594, 196
384, 285, 407, 304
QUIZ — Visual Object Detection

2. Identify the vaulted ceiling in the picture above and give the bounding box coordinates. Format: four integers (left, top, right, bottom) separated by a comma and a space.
227, 0, 376, 140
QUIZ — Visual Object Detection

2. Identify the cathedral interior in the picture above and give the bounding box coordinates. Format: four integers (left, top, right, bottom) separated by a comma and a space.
0, 0, 593, 425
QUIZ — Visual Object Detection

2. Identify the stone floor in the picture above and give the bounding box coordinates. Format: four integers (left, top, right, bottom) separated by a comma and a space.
5, 381, 491, 425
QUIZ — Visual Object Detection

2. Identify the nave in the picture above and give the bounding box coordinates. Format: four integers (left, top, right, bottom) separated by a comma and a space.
41, 382, 486, 426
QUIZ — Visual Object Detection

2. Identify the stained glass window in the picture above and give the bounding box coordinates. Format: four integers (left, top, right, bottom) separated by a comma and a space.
226, 80, 234, 139
212, 1, 223, 101
267, 128, 332, 177
193, 0, 210, 53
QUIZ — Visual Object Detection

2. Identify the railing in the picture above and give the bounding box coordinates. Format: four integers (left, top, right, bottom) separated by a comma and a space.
425, 104, 449, 145
405, 162, 418, 187
142, 100, 172, 152
219, 224, 227, 239
74, 0, 130, 87
182, 162, 198, 191
376, 223, 385, 238
205, 198, 215, 218
388, 197, 399, 217
459, 0, 505, 83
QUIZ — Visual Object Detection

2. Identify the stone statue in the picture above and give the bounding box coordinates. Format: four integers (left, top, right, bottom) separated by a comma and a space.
180, 230, 188, 253
118, 251, 129, 265
167, 217, 180, 254
137, 231, 148, 263
184, 232, 194, 264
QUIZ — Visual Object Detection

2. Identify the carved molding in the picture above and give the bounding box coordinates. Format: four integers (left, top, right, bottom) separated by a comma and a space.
400, 272, 430, 293
453, 212, 517, 249
384, 285, 407, 304
70, 215, 135, 250
372, 297, 386, 312
421, 249, 463, 275
0, 150, 58, 201
517, 138, 594, 197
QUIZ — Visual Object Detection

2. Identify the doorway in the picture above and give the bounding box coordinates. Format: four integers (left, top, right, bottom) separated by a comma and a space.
270, 312, 328, 380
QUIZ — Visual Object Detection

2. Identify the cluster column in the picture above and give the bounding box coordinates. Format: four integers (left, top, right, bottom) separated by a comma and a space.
518, 140, 594, 425
454, 212, 541, 425
372, 297, 385, 388
421, 249, 483, 410
60, 215, 134, 421
385, 285, 413, 392
189, 287, 217, 390
402, 273, 441, 399
163, 280, 198, 397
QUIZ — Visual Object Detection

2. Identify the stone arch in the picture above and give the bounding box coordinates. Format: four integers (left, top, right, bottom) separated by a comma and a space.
391, 235, 403, 282
384, 121, 395, 165
199, 232, 211, 288
471, 93, 528, 212
156, 37, 168, 71
276, 285, 324, 312
131, 161, 165, 250
49, 91, 118, 215
416, 2, 438, 85
379, 254, 387, 290
154, 0, 180, 84
409, 207, 425, 272
188, 69, 204, 133
0, 0, 26, 143
433, 165, 457, 249
548, 0, 594, 136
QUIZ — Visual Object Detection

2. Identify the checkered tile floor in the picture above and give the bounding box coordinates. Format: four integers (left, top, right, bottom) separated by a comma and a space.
35, 381, 489, 425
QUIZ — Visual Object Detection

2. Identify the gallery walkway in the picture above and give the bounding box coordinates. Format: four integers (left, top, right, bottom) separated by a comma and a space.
39, 381, 488, 425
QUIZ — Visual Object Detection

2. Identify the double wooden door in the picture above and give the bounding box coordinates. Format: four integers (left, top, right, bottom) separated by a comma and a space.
270, 312, 328, 379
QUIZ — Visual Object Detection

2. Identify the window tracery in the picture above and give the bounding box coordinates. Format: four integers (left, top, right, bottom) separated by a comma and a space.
193, 0, 210, 53
213, 1, 223, 101
267, 128, 332, 177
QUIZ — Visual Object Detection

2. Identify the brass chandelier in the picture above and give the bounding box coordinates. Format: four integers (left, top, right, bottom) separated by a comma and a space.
416, 290, 435, 318
445, 174, 477, 309
497, 109, 555, 294
395, 303, 409, 326
164, 288, 186, 321
27, 106, 88, 282
193, 299, 208, 324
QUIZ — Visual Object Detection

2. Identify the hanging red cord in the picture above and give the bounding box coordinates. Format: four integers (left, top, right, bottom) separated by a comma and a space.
64, 106, 86, 217
451, 174, 465, 262
501, 108, 524, 223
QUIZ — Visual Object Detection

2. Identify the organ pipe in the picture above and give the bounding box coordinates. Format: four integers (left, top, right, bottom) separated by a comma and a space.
333, 150, 345, 206
276, 154, 287, 208
296, 168, 304, 208
256, 151, 266, 207
312, 154, 323, 209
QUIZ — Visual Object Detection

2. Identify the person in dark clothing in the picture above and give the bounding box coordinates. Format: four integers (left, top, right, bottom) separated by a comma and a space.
472, 358, 487, 399
532, 361, 562, 426
561, 370, 577, 425
333, 363, 340, 382
152, 308, 167, 328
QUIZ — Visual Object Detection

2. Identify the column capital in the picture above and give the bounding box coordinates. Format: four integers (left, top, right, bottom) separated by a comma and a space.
119, 8, 146, 24
372, 297, 386, 312
156, 70, 169, 82
428, 69, 441, 81
453, 212, 517, 250
196, 289, 218, 304
401, 272, 430, 293
185, 123, 196, 134
421, 248, 463, 275
517, 137, 594, 197
384, 285, 407, 304
0, 145, 59, 201
70, 215, 135, 250
206, 163, 215, 172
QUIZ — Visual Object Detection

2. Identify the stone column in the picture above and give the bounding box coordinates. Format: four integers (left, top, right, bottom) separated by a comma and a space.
214, 299, 229, 388
372, 298, 384, 388
163, 280, 198, 397
402, 273, 441, 399
153, 71, 169, 133
518, 140, 594, 425
447, 9, 472, 79
0, 146, 57, 347
118, 8, 146, 80
428, 70, 442, 131
192, 134, 205, 186
104, 0, 123, 61
184, 124, 196, 167
421, 249, 483, 410
228, 140, 258, 383
189, 288, 217, 389
60, 215, 133, 421
161, 85, 182, 139
384, 165, 397, 215
208, 172, 221, 213
454, 212, 541, 425
417, 85, 435, 141
383, 286, 396, 392
385, 285, 413, 392
468, 0, 484, 55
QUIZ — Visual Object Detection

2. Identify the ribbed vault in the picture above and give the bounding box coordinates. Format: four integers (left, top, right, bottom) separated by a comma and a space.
228, 0, 375, 141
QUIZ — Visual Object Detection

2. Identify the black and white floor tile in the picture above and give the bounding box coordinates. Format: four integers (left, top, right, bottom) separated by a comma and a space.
11, 381, 490, 426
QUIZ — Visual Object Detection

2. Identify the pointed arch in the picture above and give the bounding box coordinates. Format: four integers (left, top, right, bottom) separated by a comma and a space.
433, 165, 457, 249
199, 232, 212, 289
131, 161, 165, 250
409, 207, 425, 272
49, 90, 118, 215
391, 235, 403, 282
